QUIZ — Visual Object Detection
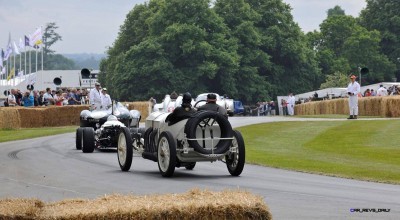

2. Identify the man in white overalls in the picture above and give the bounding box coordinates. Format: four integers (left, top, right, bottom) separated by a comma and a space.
346, 75, 360, 119
89, 82, 103, 110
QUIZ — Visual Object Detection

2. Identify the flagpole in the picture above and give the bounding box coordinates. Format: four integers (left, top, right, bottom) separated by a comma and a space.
13, 52, 16, 87
41, 25, 44, 72
29, 49, 31, 75
24, 46, 26, 80
35, 47, 38, 73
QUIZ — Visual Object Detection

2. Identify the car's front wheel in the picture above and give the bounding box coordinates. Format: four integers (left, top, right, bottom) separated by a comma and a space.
157, 131, 176, 177
82, 127, 95, 153
226, 130, 245, 176
118, 127, 133, 171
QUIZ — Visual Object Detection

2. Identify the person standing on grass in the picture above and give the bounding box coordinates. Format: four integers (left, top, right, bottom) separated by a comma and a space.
287, 93, 295, 116
347, 75, 361, 119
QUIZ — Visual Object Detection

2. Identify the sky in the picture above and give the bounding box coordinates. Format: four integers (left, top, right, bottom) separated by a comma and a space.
0, 0, 367, 54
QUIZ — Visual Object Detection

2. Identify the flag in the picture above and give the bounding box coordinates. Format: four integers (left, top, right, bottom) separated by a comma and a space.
0, 49, 3, 68
3, 33, 12, 61
25, 35, 31, 47
31, 27, 42, 46
7, 67, 15, 81
3, 44, 12, 61
13, 41, 20, 55
19, 37, 25, 51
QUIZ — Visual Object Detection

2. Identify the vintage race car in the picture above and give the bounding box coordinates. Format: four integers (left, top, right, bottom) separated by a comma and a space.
76, 101, 141, 153
116, 110, 245, 177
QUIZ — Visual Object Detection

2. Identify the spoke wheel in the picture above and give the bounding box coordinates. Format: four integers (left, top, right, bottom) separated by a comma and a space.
157, 131, 176, 177
226, 130, 245, 176
118, 127, 133, 171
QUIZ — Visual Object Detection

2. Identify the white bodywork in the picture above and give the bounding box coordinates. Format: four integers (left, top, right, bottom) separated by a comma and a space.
153, 94, 195, 113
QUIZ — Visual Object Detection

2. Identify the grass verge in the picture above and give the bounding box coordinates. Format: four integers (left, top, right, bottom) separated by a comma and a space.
0, 126, 77, 143
237, 120, 400, 184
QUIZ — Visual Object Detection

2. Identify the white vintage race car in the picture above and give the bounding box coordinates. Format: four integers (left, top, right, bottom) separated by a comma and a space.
116, 110, 245, 177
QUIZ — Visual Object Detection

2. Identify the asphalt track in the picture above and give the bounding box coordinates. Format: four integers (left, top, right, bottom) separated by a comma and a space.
0, 116, 399, 219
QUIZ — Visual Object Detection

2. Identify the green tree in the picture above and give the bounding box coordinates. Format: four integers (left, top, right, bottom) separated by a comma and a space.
327, 5, 345, 18
320, 71, 348, 89
214, 0, 271, 102
42, 22, 62, 56
360, 0, 400, 80
101, 0, 238, 101
245, 0, 321, 96
309, 15, 396, 85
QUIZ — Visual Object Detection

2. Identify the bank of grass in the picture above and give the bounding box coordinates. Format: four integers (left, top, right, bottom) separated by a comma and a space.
237, 120, 400, 184
0, 126, 77, 143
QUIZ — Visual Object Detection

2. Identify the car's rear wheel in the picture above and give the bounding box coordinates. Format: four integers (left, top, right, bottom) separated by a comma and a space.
157, 131, 176, 177
118, 127, 133, 171
75, 127, 83, 150
226, 130, 245, 176
82, 127, 95, 153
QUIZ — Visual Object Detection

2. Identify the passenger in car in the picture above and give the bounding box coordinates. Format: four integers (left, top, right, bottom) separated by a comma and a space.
165, 92, 196, 126
197, 93, 228, 118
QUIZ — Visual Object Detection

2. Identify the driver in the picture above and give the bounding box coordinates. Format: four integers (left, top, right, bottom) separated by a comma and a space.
197, 93, 228, 118
165, 92, 195, 126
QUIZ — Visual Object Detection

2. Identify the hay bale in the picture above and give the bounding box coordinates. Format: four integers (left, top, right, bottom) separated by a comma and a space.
0, 189, 272, 220
123, 101, 150, 122
0, 198, 44, 219
0, 108, 21, 129
295, 96, 400, 117
17, 107, 46, 128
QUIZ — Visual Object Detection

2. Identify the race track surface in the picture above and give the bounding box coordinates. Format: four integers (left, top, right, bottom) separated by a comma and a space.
1, 116, 399, 219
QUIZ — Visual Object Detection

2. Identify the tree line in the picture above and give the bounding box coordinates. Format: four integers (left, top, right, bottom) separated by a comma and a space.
99, 0, 400, 103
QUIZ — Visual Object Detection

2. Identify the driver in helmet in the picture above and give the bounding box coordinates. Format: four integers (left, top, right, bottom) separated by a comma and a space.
165, 92, 195, 126
197, 93, 228, 118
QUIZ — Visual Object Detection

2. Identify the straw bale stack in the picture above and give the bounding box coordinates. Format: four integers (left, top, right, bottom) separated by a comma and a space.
0, 189, 272, 220
295, 96, 400, 117
17, 107, 46, 128
0, 198, 43, 219
123, 101, 150, 122
0, 108, 21, 129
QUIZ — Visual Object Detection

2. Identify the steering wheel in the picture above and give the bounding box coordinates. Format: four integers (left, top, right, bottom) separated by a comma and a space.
194, 100, 207, 108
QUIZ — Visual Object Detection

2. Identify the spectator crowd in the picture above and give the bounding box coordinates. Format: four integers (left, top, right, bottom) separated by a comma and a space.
3, 84, 112, 109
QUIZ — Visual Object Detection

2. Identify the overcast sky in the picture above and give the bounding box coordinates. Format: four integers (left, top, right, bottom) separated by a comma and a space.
0, 0, 367, 54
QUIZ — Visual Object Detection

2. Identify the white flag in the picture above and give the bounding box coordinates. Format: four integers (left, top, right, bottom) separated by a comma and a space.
31, 27, 43, 46
19, 37, 25, 51
4, 44, 12, 60
1, 66, 6, 75
13, 41, 20, 54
